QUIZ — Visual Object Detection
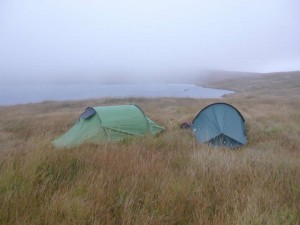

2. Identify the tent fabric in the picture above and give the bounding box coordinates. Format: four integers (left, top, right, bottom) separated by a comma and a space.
192, 103, 247, 148
53, 105, 164, 148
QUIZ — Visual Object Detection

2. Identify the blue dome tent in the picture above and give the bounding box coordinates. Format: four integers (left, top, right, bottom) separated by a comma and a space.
192, 103, 247, 148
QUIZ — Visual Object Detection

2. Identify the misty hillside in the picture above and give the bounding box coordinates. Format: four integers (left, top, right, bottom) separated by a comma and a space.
201, 71, 300, 96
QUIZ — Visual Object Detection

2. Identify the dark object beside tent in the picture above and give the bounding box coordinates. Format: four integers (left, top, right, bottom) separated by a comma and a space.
180, 122, 192, 129
52, 105, 164, 148
192, 103, 247, 148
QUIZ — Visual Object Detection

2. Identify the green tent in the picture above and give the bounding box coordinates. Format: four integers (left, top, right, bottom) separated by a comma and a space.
192, 103, 247, 148
53, 105, 164, 148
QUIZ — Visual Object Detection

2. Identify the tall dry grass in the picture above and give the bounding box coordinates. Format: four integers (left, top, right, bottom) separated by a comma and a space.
0, 74, 299, 224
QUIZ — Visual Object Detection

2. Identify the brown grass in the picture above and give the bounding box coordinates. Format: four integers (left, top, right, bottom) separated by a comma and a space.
0, 73, 299, 224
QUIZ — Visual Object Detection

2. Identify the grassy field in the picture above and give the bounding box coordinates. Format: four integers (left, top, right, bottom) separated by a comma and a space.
0, 72, 299, 224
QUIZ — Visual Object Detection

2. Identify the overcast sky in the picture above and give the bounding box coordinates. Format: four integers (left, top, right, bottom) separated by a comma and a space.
0, 0, 300, 84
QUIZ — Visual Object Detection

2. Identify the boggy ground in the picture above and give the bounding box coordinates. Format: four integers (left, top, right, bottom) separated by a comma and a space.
0, 73, 299, 225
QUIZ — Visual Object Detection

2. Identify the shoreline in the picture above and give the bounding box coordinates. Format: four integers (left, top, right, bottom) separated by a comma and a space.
0, 83, 234, 107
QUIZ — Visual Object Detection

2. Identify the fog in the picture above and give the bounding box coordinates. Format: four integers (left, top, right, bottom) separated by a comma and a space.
0, 0, 299, 84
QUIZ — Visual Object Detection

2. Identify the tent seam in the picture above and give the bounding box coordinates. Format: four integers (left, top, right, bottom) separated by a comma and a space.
92, 107, 108, 138
132, 104, 151, 133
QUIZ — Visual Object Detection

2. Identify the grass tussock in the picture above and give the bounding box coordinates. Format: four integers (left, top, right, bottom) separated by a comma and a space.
0, 74, 300, 224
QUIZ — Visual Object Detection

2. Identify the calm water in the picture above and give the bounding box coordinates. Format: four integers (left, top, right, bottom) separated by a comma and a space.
0, 84, 233, 105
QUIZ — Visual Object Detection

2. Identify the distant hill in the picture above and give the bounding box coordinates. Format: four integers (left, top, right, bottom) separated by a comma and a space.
201, 70, 300, 96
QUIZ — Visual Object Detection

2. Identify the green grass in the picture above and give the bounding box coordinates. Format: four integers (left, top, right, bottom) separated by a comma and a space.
0, 73, 299, 224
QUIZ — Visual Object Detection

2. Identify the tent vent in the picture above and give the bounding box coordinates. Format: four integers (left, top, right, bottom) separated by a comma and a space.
80, 107, 96, 119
